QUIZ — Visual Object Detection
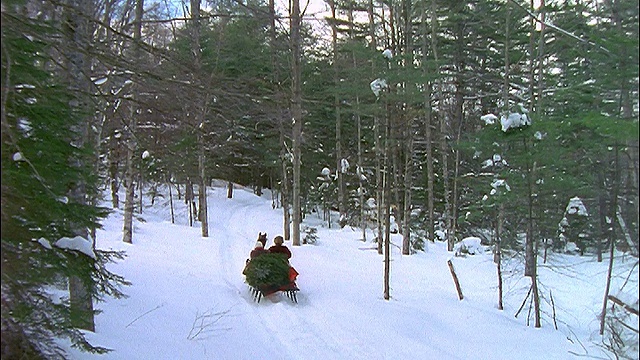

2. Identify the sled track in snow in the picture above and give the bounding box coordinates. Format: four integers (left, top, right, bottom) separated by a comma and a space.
213, 195, 376, 360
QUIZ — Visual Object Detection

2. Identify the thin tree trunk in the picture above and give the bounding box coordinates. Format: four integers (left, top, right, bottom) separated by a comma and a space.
600, 146, 620, 335
383, 90, 392, 300
420, 2, 434, 243
524, 139, 541, 327
109, 136, 119, 209
123, 0, 144, 244
349, 4, 365, 241
383, 153, 391, 300
449, 16, 465, 245
122, 137, 135, 244
199, 144, 208, 237
368, 0, 383, 254
535, 0, 547, 114
429, 0, 451, 250
168, 177, 175, 224
268, 0, 291, 241
138, 173, 143, 214
189, 0, 209, 238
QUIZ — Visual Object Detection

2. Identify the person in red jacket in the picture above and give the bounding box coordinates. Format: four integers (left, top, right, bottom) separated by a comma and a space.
268, 236, 297, 284
268, 236, 291, 259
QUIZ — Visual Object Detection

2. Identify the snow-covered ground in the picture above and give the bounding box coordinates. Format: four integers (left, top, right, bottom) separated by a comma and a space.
64, 182, 638, 359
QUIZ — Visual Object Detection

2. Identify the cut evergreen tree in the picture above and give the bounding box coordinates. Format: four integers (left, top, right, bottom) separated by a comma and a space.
244, 253, 291, 289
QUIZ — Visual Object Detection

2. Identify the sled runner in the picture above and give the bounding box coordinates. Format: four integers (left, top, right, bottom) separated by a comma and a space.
243, 253, 299, 303
249, 281, 299, 303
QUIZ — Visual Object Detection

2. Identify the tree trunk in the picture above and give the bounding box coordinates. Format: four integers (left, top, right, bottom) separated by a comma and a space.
122, 138, 135, 244
268, 0, 291, 241
123, 0, 144, 244
290, 0, 302, 246
496, 205, 504, 310
383, 91, 392, 300
600, 146, 620, 335
402, 117, 414, 255
109, 136, 120, 209
420, 2, 434, 243
368, 0, 383, 254
168, 177, 175, 224
64, 0, 96, 331
428, 0, 451, 250
199, 148, 208, 237
189, 0, 209, 238
348, 6, 365, 241
331, 0, 346, 226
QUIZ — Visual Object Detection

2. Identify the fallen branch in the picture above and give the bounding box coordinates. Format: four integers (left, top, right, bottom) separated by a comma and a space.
187, 306, 234, 341
607, 295, 639, 316
126, 304, 164, 328
550, 290, 558, 330
515, 285, 532, 318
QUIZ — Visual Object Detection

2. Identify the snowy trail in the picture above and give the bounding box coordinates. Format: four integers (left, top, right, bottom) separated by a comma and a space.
209, 187, 376, 360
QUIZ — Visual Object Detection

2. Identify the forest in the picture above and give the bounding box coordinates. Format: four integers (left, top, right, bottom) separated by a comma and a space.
1, 0, 638, 358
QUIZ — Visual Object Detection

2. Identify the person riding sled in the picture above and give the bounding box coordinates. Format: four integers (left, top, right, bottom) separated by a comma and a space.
268, 235, 297, 283
268, 235, 291, 259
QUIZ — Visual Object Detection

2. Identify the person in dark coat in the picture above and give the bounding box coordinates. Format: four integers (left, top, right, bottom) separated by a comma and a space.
257, 232, 267, 247
268, 235, 291, 259
250, 241, 269, 259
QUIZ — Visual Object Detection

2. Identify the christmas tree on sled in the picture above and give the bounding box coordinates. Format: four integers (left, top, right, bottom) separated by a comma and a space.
243, 233, 299, 303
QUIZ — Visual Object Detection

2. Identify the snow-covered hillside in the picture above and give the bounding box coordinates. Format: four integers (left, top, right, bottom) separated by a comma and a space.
63, 183, 638, 359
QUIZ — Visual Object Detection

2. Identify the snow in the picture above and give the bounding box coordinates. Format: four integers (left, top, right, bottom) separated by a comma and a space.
54, 236, 97, 259
566, 196, 588, 216
481, 114, 498, 125
370, 78, 388, 97
62, 183, 638, 360
340, 158, 349, 173
12, 152, 25, 161
37, 237, 53, 250
453, 237, 485, 256
500, 112, 530, 132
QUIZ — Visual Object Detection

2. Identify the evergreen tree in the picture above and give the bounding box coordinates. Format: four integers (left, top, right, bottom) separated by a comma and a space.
1, 3, 128, 358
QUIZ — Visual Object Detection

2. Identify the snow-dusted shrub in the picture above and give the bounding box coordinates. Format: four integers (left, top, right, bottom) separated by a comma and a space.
454, 237, 485, 257
303, 226, 318, 244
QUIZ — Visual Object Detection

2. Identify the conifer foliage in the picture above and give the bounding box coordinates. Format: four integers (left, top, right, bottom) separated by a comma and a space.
1, 2, 127, 358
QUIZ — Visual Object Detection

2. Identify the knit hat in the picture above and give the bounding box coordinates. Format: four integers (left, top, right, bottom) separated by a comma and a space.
255, 241, 264, 248
274, 236, 284, 245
